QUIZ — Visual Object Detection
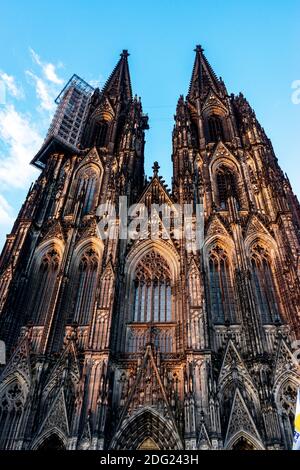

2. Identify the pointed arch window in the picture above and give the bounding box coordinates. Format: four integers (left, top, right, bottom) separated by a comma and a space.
133, 251, 172, 323
73, 248, 99, 325
115, 115, 126, 151
0, 381, 25, 449
216, 166, 240, 209
66, 166, 99, 216
207, 246, 236, 324
208, 115, 225, 142
191, 121, 199, 147
250, 244, 280, 324
95, 120, 109, 147
278, 382, 297, 447
77, 167, 99, 215
29, 248, 60, 325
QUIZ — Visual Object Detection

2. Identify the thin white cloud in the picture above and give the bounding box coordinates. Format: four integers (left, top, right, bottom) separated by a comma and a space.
29, 47, 63, 84
0, 194, 15, 227
0, 104, 41, 189
26, 70, 55, 112
26, 48, 65, 114
29, 48, 41, 66
89, 79, 101, 88
89, 73, 104, 89
0, 50, 65, 249
43, 63, 63, 85
0, 71, 24, 99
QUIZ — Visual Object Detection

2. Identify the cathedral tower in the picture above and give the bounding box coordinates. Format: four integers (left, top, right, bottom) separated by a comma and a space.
0, 47, 299, 450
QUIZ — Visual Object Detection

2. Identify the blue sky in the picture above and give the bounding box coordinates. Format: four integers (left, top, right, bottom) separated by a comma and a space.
0, 0, 299, 249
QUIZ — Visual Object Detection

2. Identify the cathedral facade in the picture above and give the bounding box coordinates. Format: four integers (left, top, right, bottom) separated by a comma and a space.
0, 47, 299, 450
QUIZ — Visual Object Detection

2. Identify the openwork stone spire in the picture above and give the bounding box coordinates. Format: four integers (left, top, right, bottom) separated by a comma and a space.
0, 46, 299, 451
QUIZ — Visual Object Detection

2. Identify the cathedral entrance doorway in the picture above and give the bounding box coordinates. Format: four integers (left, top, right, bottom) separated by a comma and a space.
36, 434, 66, 450
110, 408, 182, 450
231, 437, 255, 450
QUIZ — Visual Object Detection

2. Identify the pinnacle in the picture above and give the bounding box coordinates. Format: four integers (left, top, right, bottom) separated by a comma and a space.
152, 161, 160, 176
195, 44, 204, 53
101, 49, 132, 101
188, 44, 221, 99
121, 49, 130, 58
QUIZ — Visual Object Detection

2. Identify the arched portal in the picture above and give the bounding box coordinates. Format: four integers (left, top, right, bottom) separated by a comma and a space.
110, 408, 183, 450
226, 431, 264, 450
37, 433, 65, 450
231, 437, 255, 450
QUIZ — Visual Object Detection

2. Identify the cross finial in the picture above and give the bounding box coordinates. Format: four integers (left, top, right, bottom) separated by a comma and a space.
152, 161, 160, 176
121, 49, 130, 58
195, 44, 204, 54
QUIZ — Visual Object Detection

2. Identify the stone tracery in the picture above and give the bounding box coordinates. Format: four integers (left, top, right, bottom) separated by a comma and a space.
0, 46, 299, 451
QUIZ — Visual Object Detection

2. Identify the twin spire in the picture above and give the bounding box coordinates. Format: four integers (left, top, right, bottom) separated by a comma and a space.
101, 45, 222, 104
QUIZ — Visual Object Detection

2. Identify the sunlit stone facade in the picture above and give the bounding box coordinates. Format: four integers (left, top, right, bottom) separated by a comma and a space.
0, 47, 299, 450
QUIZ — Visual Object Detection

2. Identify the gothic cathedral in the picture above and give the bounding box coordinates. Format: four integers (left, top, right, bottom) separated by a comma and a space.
0, 47, 299, 450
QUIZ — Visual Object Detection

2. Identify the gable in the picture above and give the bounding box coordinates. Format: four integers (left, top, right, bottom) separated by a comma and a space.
206, 215, 230, 239
116, 345, 175, 427
225, 389, 262, 446
245, 214, 272, 240
202, 90, 227, 116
